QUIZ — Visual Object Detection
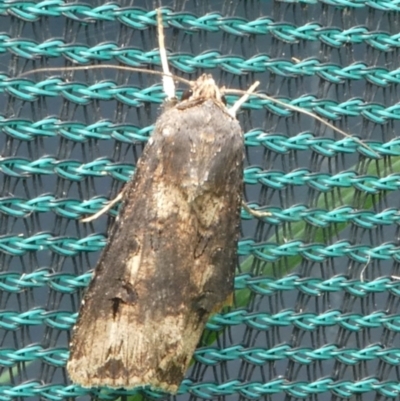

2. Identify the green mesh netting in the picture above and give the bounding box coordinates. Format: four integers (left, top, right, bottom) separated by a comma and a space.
1, 0, 400, 400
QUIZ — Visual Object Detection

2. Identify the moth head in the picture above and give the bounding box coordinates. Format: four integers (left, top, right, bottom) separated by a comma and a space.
188, 74, 225, 104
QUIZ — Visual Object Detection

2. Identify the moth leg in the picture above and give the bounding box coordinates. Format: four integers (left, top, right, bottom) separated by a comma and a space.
157, 9, 175, 100
228, 81, 260, 117
82, 192, 124, 223
242, 201, 271, 220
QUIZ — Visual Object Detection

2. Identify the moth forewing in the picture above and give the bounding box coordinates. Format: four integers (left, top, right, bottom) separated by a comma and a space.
67, 74, 244, 393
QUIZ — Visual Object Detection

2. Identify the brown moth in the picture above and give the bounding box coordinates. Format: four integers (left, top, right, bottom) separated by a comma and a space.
66, 73, 246, 392
65, 9, 262, 392
64, 8, 371, 394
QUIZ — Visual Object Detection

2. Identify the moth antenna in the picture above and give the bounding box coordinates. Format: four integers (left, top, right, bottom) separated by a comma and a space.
81, 192, 124, 223
228, 81, 260, 117
14, 57, 375, 155
15, 64, 377, 156
17, 64, 191, 85
226, 88, 379, 158
157, 9, 175, 100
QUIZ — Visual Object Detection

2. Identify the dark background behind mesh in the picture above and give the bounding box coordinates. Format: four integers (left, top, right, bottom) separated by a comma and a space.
1, 0, 400, 400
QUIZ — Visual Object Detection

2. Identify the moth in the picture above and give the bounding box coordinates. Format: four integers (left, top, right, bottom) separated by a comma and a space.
65, 9, 369, 394
66, 11, 259, 393
66, 74, 249, 392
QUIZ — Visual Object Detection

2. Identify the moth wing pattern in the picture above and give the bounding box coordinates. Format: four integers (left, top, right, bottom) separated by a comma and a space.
67, 76, 244, 393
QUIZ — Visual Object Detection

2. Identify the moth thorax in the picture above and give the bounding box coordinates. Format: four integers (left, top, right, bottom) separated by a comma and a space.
190, 74, 224, 103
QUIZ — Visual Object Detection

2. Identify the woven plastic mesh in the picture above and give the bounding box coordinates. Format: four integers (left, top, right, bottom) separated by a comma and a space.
1, 0, 400, 400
